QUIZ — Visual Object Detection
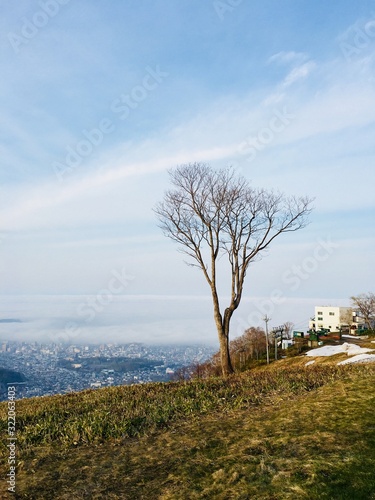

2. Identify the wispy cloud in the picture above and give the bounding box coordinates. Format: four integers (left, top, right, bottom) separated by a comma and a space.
1, 4, 374, 309
267, 50, 309, 66
1, 51, 375, 233
282, 61, 317, 87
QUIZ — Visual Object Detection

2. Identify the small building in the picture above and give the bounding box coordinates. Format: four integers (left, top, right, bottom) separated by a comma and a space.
309, 306, 367, 333
281, 339, 293, 350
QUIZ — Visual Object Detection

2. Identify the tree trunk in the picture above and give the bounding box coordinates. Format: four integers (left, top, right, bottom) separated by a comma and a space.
211, 287, 235, 376
365, 316, 372, 331
218, 329, 234, 376
214, 308, 234, 376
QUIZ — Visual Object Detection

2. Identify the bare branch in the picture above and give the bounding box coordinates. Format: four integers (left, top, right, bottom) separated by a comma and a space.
154, 162, 314, 376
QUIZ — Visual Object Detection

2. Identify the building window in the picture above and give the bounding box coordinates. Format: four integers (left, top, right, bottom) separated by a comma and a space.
317, 316, 323, 321
329, 312, 335, 316
317, 311, 323, 315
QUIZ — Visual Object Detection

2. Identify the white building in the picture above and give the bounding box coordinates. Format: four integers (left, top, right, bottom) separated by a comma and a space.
282, 339, 294, 349
309, 306, 354, 332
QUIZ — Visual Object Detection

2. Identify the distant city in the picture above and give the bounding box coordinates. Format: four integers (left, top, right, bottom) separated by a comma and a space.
0, 341, 215, 401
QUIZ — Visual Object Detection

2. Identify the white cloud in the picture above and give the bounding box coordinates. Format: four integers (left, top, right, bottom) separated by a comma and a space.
1, 70, 375, 233
267, 51, 309, 66
282, 61, 317, 88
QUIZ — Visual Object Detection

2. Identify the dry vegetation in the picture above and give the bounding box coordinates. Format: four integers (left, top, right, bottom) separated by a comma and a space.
0, 360, 374, 499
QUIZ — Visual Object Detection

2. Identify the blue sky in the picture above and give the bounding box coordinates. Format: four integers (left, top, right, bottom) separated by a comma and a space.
0, 1, 374, 345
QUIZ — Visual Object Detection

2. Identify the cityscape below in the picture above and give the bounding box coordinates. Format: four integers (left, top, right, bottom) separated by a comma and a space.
0, 341, 215, 401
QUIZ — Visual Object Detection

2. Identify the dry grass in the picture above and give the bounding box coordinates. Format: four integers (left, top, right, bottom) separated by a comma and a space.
0, 363, 374, 499
0, 363, 351, 451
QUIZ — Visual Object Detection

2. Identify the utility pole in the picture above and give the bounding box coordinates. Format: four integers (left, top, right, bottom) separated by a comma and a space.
263, 315, 270, 365
275, 332, 278, 361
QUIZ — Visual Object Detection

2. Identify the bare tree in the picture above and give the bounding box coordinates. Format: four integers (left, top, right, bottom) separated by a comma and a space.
283, 321, 295, 340
339, 308, 354, 334
243, 326, 267, 361
351, 293, 375, 330
173, 365, 191, 382
155, 163, 313, 376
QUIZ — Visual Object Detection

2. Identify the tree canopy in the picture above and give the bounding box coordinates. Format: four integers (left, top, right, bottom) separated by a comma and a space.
155, 163, 313, 376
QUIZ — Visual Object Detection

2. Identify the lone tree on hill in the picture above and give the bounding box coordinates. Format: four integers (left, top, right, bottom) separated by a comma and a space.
155, 163, 313, 376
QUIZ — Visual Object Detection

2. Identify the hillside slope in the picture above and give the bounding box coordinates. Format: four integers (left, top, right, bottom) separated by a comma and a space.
1, 362, 374, 499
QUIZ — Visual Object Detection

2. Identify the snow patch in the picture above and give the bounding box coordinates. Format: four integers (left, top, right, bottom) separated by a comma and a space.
305, 360, 316, 366
338, 354, 375, 365
306, 342, 375, 358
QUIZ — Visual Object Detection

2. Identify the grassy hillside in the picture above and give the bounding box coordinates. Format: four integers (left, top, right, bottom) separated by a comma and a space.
0, 361, 374, 499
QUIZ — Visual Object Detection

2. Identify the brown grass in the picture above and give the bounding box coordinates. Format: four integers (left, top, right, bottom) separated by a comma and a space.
1, 363, 374, 499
